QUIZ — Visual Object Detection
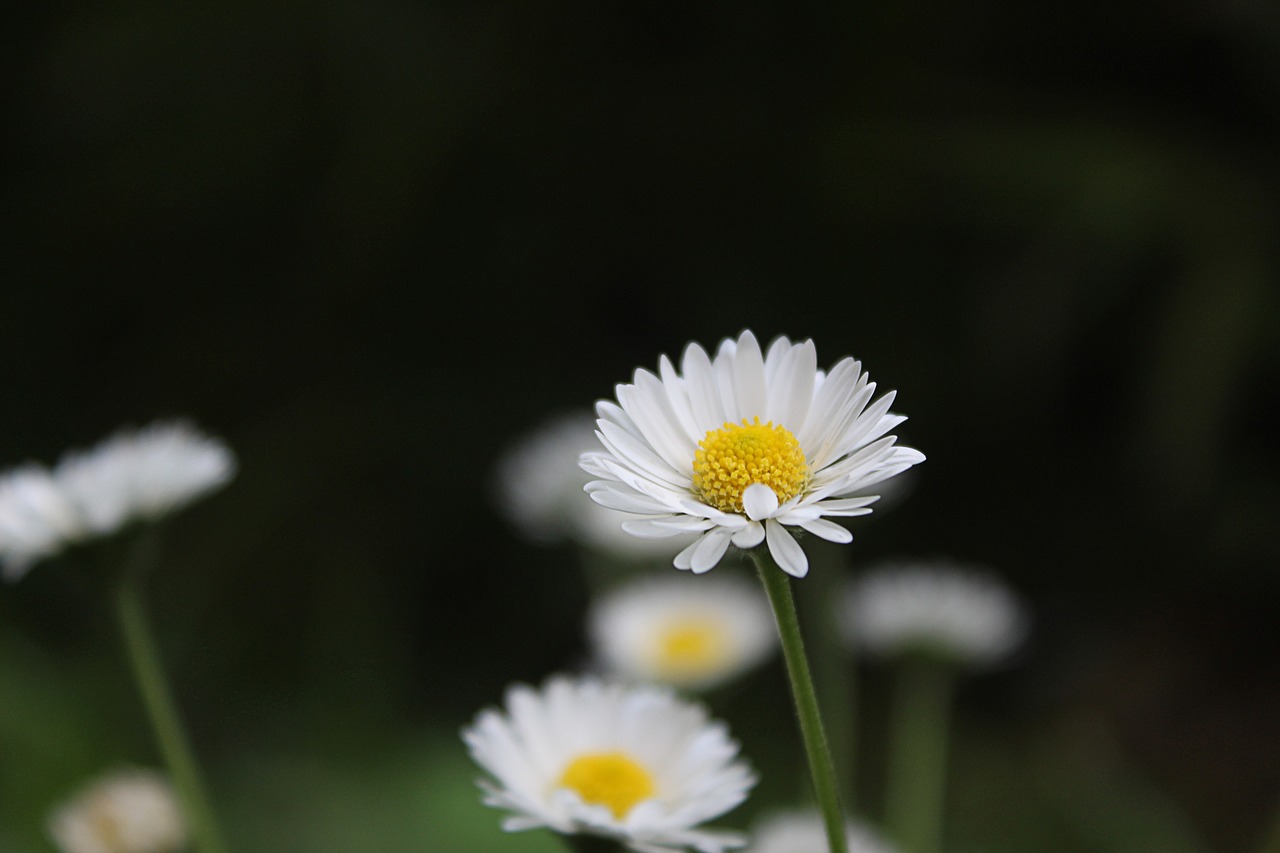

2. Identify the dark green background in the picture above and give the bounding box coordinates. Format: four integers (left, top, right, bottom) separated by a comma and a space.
2, 1, 1277, 851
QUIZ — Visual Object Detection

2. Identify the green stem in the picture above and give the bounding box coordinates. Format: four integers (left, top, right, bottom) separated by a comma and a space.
884, 656, 954, 853
752, 549, 848, 853
115, 535, 229, 853
802, 555, 856, 810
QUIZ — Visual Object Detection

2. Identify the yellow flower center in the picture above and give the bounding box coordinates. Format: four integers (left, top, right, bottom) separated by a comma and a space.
654, 618, 732, 681
692, 418, 809, 513
559, 752, 656, 818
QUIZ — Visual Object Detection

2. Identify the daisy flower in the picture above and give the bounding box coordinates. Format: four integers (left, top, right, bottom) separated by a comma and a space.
0, 420, 235, 582
47, 767, 187, 853
588, 573, 777, 690
843, 560, 1028, 667
494, 411, 694, 559
745, 810, 898, 853
581, 330, 924, 578
462, 674, 756, 853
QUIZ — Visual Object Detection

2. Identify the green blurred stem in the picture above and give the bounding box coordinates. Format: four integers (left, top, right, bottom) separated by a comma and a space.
752, 549, 849, 853
884, 656, 954, 853
115, 533, 229, 853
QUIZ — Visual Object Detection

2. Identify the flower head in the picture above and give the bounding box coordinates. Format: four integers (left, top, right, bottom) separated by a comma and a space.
745, 810, 897, 853
581, 331, 924, 577
494, 411, 694, 559
843, 560, 1028, 667
462, 675, 756, 853
47, 767, 187, 853
0, 420, 235, 581
588, 573, 777, 690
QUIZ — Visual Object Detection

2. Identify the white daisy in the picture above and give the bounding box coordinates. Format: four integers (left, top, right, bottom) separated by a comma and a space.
581, 330, 924, 578
0, 420, 235, 582
463, 674, 756, 853
47, 767, 187, 853
588, 573, 777, 690
745, 809, 897, 853
843, 561, 1028, 667
495, 411, 697, 560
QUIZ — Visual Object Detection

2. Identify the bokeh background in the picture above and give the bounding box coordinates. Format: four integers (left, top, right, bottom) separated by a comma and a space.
2, 1, 1278, 851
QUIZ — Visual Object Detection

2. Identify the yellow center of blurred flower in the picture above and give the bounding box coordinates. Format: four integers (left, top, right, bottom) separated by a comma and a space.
559, 752, 656, 818
654, 618, 731, 680
692, 418, 809, 513
87, 797, 126, 853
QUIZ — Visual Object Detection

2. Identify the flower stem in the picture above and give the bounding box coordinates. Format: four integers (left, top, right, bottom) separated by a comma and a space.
884, 657, 953, 853
802, 553, 857, 810
752, 549, 848, 853
115, 534, 229, 853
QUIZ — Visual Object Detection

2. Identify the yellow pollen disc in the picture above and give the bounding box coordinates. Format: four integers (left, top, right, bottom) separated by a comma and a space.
559, 752, 656, 819
692, 417, 810, 513
654, 618, 731, 680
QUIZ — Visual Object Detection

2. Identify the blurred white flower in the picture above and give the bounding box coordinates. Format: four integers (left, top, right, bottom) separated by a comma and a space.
463, 674, 756, 853
0, 465, 88, 577
494, 410, 693, 559
0, 420, 235, 581
588, 573, 777, 690
842, 561, 1028, 667
47, 767, 187, 853
581, 330, 924, 578
745, 809, 897, 853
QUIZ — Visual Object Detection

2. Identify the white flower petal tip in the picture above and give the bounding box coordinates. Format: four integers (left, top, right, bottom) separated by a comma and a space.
581, 331, 921, 576
588, 574, 777, 690
462, 675, 757, 852
47, 767, 187, 853
745, 809, 899, 853
843, 559, 1029, 668
0, 420, 234, 582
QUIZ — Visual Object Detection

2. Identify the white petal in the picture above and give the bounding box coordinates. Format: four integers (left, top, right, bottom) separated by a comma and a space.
798, 518, 853, 543
689, 527, 735, 573
681, 342, 726, 433
741, 483, 779, 521
674, 537, 702, 570
731, 522, 765, 549
765, 520, 808, 578
730, 331, 766, 420
764, 338, 815, 431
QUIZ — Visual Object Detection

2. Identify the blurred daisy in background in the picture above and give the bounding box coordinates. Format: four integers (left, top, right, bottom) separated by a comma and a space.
588, 573, 777, 691
494, 410, 694, 560
842, 560, 1028, 667
0, 420, 235, 582
463, 674, 756, 853
47, 767, 186, 853
745, 810, 897, 853
581, 330, 923, 578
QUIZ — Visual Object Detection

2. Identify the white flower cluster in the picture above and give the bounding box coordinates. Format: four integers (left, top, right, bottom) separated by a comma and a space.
0, 420, 235, 581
